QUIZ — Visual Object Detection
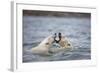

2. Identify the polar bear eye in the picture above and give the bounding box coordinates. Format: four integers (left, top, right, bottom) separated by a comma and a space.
46, 43, 49, 45
67, 43, 70, 46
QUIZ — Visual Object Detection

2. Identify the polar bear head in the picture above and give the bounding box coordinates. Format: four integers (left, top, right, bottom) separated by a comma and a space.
39, 35, 54, 48
54, 33, 73, 49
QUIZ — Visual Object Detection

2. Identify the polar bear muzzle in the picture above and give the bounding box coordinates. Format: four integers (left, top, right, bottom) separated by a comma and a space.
54, 32, 61, 43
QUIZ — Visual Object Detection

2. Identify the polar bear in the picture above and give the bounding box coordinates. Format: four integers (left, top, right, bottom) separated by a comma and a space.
31, 35, 54, 55
49, 33, 73, 53
58, 33, 73, 49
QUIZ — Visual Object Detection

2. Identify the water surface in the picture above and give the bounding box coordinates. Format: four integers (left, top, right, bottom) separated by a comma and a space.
23, 11, 91, 63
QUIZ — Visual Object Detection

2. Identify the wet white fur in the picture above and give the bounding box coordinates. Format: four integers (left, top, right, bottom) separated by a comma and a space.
31, 35, 54, 55
50, 34, 73, 53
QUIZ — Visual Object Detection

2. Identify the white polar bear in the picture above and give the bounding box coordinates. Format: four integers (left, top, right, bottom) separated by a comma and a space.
59, 34, 73, 49
49, 33, 73, 53
31, 35, 54, 55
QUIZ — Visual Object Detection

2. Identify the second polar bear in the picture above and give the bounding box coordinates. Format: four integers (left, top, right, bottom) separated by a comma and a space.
49, 33, 73, 53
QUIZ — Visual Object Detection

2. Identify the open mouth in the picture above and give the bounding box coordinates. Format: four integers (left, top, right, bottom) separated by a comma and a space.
54, 32, 61, 43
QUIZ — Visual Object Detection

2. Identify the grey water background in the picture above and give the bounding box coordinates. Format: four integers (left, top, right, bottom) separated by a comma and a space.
23, 10, 91, 62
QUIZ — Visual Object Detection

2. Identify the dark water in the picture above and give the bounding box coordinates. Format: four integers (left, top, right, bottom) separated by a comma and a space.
23, 15, 91, 63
